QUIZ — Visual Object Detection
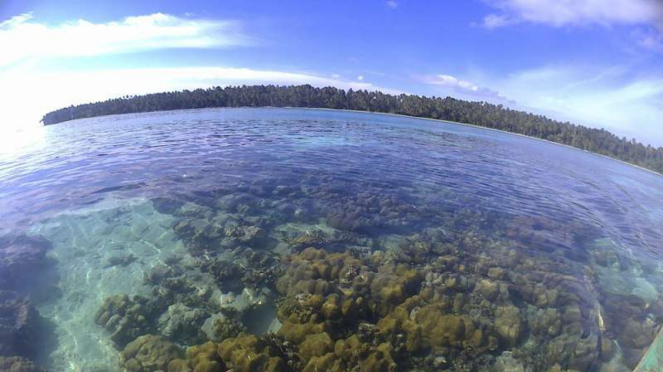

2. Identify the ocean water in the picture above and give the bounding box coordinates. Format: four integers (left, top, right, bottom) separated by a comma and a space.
0, 108, 662, 372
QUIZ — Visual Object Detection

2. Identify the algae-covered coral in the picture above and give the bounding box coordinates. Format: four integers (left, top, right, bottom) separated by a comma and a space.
7, 171, 659, 372
76, 182, 662, 372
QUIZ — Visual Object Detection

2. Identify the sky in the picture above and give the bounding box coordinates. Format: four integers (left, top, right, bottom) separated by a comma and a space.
1, 0, 663, 146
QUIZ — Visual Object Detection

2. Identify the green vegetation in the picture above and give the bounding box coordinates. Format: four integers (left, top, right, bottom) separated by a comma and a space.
41, 84, 663, 173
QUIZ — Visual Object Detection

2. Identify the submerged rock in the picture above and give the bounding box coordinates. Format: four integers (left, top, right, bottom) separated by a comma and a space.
0, 291, 41, 359
105, 254, 137, 268
0, 356, 46, 372
201, 313, 246, 342
493, 352, 525, 372
494, 306, 523, 348
0, 234, 51, 291
151, 197, 186, 215
157, 303, 208, 345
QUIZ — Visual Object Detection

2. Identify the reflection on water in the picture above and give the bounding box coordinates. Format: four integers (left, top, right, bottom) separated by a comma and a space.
0, 108, 662, 372
0, 125, 47, 157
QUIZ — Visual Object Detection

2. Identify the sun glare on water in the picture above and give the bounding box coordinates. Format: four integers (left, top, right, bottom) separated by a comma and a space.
0, 121, 46, 157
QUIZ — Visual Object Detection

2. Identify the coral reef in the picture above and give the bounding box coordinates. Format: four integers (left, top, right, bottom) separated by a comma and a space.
376, 295, 494, 354
172, 206, 275, 258
0, 356, 46, 372
168, 341, 224, 372
94, 295, 157, 348
217, 333, 285, 372
119, 335, 183, 372
272, 247, 497, 370
369, 264, 422, 316
200, 247, 278, 293
80, 184, 663, 372
148, 272, 215, 312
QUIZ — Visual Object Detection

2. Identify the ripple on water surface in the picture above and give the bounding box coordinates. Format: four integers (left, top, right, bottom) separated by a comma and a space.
0, 108, 662, 372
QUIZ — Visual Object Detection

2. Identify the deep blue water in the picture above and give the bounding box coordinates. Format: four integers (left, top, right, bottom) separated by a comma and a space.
0, 108, 661, 371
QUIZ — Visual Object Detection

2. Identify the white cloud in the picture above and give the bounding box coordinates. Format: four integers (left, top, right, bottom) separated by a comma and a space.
421, 73, 512, 102
0, 12, 405, 144
480, 0, 663, 28
417, 67, 663, 145
0, 12, 249, 67
386, 1, 398, 9
491, 64, 663, 145
429, 74, 478, 90
357, 75, 364, 81
0, 66, 402, 136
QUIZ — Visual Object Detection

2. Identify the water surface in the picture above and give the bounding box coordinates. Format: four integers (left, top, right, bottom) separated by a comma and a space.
0, 108, 661, 372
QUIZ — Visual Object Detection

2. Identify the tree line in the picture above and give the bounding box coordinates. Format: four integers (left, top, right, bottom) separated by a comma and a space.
41, 84, 663, 174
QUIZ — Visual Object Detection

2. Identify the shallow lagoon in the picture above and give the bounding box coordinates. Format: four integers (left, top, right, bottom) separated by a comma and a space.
0, 108, 662, 372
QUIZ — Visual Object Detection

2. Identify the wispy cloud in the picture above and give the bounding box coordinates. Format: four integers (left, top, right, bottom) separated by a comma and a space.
0, 12, 250, 67
420, 73, 513, 102
479, 0, 663, 29
632, 27, 663, 52
480, 14, 512, 29
386, 1, 398, 9
490, 64, 663, 145
416, 66, 663, 145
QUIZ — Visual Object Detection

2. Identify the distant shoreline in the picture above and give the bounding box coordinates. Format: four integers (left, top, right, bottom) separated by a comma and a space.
40, 84, 663, 175
306, 107, 663, 177
294, 107, 663, 178
47, 105, 663, 178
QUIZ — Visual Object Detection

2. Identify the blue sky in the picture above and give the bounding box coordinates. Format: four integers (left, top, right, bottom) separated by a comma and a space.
1, 0, 662, 145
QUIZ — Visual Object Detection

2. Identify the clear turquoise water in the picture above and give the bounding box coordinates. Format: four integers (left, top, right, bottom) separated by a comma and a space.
0, 108, 662, 372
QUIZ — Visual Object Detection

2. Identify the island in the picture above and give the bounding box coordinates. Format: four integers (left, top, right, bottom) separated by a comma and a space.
41, 84, 663, 174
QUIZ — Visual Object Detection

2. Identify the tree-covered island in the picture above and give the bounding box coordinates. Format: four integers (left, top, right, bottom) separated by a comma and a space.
41, 84, 663, 174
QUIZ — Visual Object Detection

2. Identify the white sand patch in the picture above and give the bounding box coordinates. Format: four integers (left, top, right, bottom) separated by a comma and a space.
30, 200, 185, 372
